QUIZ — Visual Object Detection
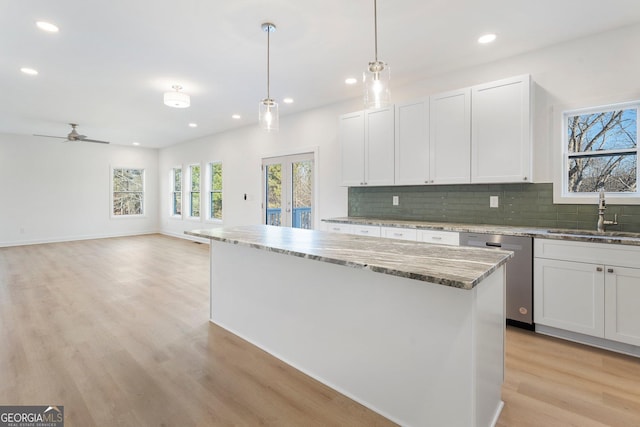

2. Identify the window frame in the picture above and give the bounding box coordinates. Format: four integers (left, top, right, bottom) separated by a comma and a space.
110, 166, 146, 218
554, 99, 640, 205
187, 163, 201, 220
206, 161, 223, 222
170, 166, 182, 218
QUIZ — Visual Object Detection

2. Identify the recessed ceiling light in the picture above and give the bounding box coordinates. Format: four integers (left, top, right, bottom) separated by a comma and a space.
283, 98, 294, 104
188, 123, 198, 128
36, 21, 59, 33
478, 33, 497, 44
20, 67, 38, 76
345, 78, 358, 85
232, 114, 241, 119
132, 142, 141, 146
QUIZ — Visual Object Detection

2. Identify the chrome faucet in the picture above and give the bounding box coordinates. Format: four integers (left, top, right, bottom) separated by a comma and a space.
597, 189, 618, 232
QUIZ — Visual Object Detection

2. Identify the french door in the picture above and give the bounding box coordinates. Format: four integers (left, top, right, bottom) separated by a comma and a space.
262, 152, 314, 229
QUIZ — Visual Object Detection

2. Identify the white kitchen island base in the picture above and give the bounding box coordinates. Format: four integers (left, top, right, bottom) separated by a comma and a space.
209, 240, 505, 427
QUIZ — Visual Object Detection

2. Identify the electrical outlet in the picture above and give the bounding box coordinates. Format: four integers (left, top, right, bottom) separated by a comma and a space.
392, 196, 399, 206
490, 196, 499, 208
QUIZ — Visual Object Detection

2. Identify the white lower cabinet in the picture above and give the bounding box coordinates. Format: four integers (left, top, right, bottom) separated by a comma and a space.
534, 258, 605, 337
605, 266, 640, 346
534, 238, 640, 348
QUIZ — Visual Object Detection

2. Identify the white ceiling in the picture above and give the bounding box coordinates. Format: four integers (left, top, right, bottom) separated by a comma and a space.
2, 0, 640, 148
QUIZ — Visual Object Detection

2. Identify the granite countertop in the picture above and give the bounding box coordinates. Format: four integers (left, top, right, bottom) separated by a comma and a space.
186, 225, 512, 290
322, 217, 640, 246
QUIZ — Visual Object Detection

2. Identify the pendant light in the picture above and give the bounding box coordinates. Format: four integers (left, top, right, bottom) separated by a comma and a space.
259, 22, 278, 132
363, 0, 390, 109
164, 85, 190, 108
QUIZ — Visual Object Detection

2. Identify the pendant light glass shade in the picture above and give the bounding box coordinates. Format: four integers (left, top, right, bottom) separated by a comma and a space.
364, 0, 390, 109
259, 23, 278, 132
259, 98, 279, 131
164, 85, 190, 108
364, 60, 390, 109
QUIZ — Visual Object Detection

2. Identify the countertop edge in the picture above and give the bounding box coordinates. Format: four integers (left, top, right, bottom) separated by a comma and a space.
185, 229, 512, 290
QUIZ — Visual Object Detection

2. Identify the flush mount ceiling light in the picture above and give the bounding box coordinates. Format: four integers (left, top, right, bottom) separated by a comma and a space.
36, 21, 59, 33
164, 85, 190, 108
478, 33, 497, 44
259, 22, 278, 132
20, 67, 38, 76
364, 0, 390, 109
188, 123, 198, 128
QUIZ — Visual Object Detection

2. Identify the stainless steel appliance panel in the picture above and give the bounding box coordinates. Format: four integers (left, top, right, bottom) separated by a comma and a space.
459, 233, 533, 326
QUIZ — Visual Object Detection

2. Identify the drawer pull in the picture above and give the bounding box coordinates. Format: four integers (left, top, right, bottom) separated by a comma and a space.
608, 268, 614, 273
431, 236, 442, 240
361, 230, 369, 234
597, 267, 603, 272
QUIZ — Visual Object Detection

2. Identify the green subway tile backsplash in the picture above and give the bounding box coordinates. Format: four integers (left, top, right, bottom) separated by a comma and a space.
348, 183, 640, 233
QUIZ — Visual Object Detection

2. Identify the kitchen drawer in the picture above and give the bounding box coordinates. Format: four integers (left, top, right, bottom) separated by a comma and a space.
417, 230, 460, 246
382, 227, 418, 241
351, 225, 381, 237
324, 223, 352, 234
534, 238, 640, 267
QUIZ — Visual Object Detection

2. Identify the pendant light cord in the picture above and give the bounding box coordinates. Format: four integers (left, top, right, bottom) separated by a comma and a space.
267, 27, 271, 99
373, 0, 378, 62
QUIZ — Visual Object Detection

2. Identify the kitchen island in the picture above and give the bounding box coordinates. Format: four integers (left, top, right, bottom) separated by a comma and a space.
186, 225, 512, 427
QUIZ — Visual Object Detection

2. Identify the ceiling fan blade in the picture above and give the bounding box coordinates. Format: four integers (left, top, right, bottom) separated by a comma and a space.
80, 138, 110, 144
33, 134, 68, 139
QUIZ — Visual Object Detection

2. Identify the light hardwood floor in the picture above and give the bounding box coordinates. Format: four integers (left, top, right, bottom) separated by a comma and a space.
0, 235, 639, 426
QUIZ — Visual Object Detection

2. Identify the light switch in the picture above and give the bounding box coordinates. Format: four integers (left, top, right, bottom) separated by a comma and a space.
490, 196, 499, 208
392, 196, 399, 206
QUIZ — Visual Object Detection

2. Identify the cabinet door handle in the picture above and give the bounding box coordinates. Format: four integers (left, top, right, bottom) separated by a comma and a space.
431, 236, 442, 240
597, 267, 603, 272
607, 268, 614, 273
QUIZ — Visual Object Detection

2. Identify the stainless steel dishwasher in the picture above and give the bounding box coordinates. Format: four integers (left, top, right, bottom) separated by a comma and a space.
459, 232, 533, 329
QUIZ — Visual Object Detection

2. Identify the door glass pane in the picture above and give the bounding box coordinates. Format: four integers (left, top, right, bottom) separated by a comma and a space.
265, 164, 282, 226
292, 160, 312, 229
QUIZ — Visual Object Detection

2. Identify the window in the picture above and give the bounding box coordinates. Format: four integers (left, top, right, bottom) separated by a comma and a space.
208, 162, 223, 221
112, 168, 144, 216
189, 164, 200, 218
562, 101, 638, 200
171, 167, 182, 216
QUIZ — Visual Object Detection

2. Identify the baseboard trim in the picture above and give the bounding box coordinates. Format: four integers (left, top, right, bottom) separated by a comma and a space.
0, 231, 158, 248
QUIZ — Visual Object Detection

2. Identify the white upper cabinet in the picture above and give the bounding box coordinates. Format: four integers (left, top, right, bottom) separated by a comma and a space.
471, 74, 532, 183
430, 88, 471, 184
340, 74, 533, 187
395, 100, 429, 185
339, 111, 366, 186
366, 106, 395, 186
339, 107, 395, 187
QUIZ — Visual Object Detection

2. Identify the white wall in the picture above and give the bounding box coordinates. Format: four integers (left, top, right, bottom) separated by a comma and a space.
160, 23, 640, 236
159, 101, 356, 238
2, 24, 638, 245
0, 134, 159, 247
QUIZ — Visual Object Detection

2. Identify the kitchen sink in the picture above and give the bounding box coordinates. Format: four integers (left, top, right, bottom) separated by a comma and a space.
546, 229, 640, 238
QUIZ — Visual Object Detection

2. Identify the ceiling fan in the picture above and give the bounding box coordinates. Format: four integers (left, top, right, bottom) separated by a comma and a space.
34, 123, 110, 144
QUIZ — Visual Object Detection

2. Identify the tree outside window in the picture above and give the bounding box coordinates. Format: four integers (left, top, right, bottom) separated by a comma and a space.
565, 104, 638, 195
172, 167, 182, 216
113, 168, 144, 216
190, 165, 200, 217
209, 162, 223, 220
